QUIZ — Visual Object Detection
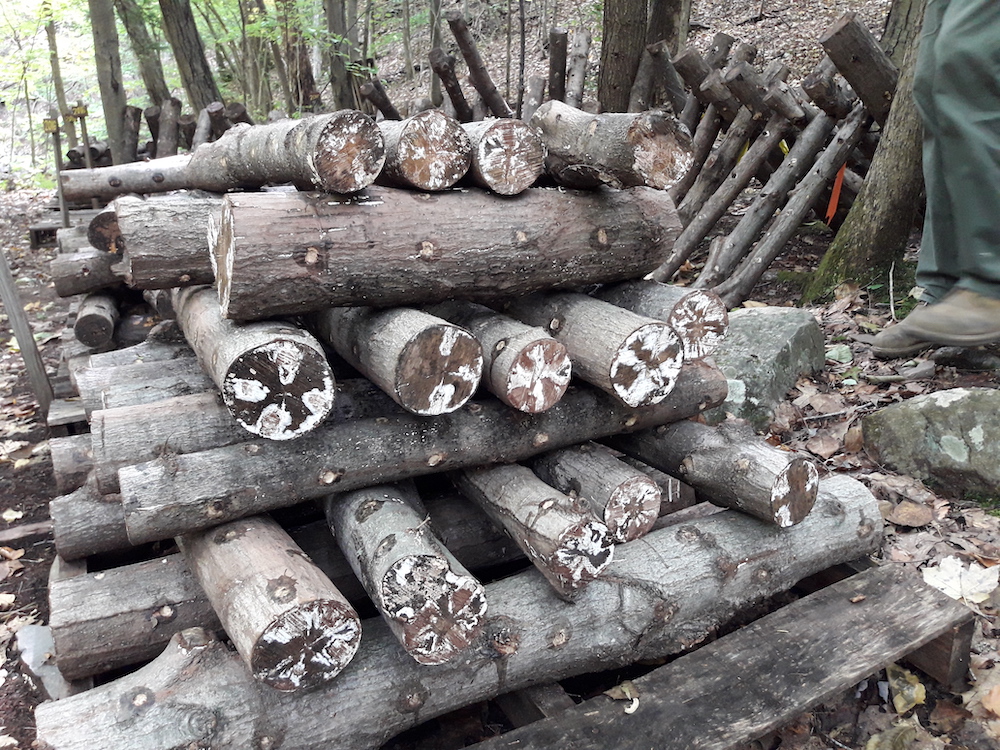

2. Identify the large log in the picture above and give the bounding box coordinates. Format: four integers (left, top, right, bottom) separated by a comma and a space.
35, 476, 881, 750
529, 101, 693, 190
502, 292, 684, 408
73, 356, 214, 416
50, 475, 130, 560
454, 464, 614, 600
73, 291, 119, 348
172, 286, 336, 440
461, 119, 544, 195
531, 442, 660, 543
425, 300, 572, 414
820, 12, 898, 126
49, 434, 93, 495
607, 420, 820, 527
50, 247, 123, 297
177, 515, 362, 691
376, 110, 471, 191
118, 362, 729, 545
326, 484, 487, 665
59, 110, 386, 201
212, 186, 683, 321
308, 306, 482, 416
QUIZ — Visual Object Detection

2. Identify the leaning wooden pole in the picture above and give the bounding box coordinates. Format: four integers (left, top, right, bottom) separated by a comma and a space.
444, 10, 514, 118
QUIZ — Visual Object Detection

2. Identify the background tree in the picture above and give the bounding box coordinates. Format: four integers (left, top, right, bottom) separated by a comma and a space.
88, 0, 128, 163
324, 0, 357, 110
113, 0, 171, 106
598, 0, 647, 112
43, 0, 78, 149
158, 0, 223, 110
276, 0, 320, 111
646, 0, 693, 54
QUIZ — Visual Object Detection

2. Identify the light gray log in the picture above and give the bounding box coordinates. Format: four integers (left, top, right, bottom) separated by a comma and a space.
50, 247, 123, 297
564, 29, 591, 109
326, 484, 487, 665
73, 291, 119, 348
49, 434, 93, 495
461, 119, 544, 195
50, 475, 130, 560
74, 356, 214, 417
376, 110, 471, 191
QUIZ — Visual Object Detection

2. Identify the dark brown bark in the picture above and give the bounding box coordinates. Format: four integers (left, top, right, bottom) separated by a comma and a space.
359, 78, 402, 120
598, 0, 647, 113
114, 0, 171, 106
444, 10, 513, 118
74, 291, 119, 348
547, 27, 568, 103
121, 105, 142, 163
820, 12, 898, 126
157, 0, 223, 111
461, 119, 544, 195
376, 110, 471, 191
429, 48, 474, 123
86, 203, 122, 256
205, 100, 232, 139
212, 186, 683, 320
646, 0, 693, 56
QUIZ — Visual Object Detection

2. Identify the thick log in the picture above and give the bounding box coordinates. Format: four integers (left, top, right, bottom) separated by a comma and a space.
177, 515, 362, 691
454, 464, 614, 600
74, 356, 213, 417
50, 247, 123, 297
83, 319, 188, 368
326, 484, 487, 665
224, 102, 254, 126
608, 420, 820, 527
444, 10, 513, 118
118, 362, 729, 545
428, 48, 474, 123
529, 100, 692, 190
176, 113, 197, 150
205, 100, 232, 139
820, 12, 898, 126
531, 443, 660, 543
425, 300, 571, 414
802, 57, 855, 120
49, 434, 93, 495
376, 110, 471, 191
59, 110, 386, 201
308, 306, 481, 416
461, 118, 543, 195
548, 27, 568, 103
155, 97, 182, 157
213, 186, 683, 321
172, 286, 336, 440
50, 475, 130, 560
564, 29, 591, 110
73, 291, 119, 349
359, 79, 402, 121
503, 292, 684, 408
56, 225, 89, 254
595, 279, 728, 361
35, 477, 881, 750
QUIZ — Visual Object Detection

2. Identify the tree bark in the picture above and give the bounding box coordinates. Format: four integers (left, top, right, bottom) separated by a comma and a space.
521, 76, 545, 123
177, 515, 361, 691
205, 100, 232, 139
191, 107, 212, 149
49, 434, 93, 495
531, 442, 660, 543
113, 0, 171, 106
118, 362, 728, 545
503, 292, 684, 408
455, 464, 614, 600
308, 306, 482, 416
36, 477, 881, 750
608, 420, 820, 527
801, 57, 856, 120
121, 105, 142, 163
60, 111, 386, 201
564, 30, 591, 110
172, 286, 336, 440
359, 78, 402, 120
74, 356, 214, 416
85, 204, 122, 256
646, 0, 693, 56
547, 27, 568, 103
45, 16, 78, 149
154, 97, 182, 157
444, 10, 513, 118
461, 119, 544, 195
157, 0, 223, 111
88, 0, 128, 164
598, 0, 647, 113
424, 300, 571, 414
74, 291, 119, 349
326, 484, 487, 664
529, 100, 693, 190
212, 186, 682, 320
50, 476, 130, 561
50, 248, 124, 297
820, 12, 899, 127
429, 48, 474, 123
376, 110, 472, 191
594, 279, 728, 361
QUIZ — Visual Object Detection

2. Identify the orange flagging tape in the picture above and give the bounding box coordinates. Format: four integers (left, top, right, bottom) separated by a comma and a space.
826, 162, 847, 226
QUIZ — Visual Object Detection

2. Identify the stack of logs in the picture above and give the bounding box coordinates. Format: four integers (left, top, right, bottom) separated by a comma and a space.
37, 13, 892, 750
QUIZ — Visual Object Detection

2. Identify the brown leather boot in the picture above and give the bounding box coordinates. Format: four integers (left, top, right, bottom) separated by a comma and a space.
901, 289, 1000, 346
871, 323, 933, 359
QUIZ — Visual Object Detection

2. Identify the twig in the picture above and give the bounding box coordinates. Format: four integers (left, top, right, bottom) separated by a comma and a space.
889, 260, 897, 322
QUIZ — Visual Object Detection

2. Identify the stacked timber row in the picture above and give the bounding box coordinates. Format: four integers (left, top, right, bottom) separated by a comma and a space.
39, 16, 891, 749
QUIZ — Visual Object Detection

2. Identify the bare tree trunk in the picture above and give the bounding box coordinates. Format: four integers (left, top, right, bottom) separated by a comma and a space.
88, 0, 128, 164
598, 0, 647, 113
114, 0, 172, 106
646, 0, 693, 55
158, 0, 223, 111
44, 10, 78, 149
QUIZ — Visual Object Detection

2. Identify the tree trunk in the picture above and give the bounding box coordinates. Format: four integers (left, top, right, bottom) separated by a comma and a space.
177, 515, 361, 691
529, 101, 693, 190
60, 111, 385, 201
212, 186, 683, 320
461, 119, 544, 195
548, 27, 568, 103
597, 0, 647, 113
646, 0, 693, 56
74, 292, 119, 348
308, 306, 482, 416
172, 286, 336, 440
323, 0, 356, 110
36, 477, 881, 750
45, 16, 78, 149
376, 110, 472, 191
804, 0, 924, 303
530, 442, 660, 543
564, 29, 591, 109
118, 362, 728, 545
158, 0, 223, 111
325, 484, 487, 665
88, 0, 128, 164
154, 97, 182, 157
502, 292, 683, 408
454, 464, 614, 600
424, 300, 571, 414
444, 11, 512, 118
113, 0, 172, 106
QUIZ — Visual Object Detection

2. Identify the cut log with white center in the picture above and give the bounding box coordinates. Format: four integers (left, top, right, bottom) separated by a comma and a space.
172, 286, 336, 440
177, 515, 361, 691
461, 119, 544, 195
426, 300, 571, 413
503, 292, 684, 408
454, 464, 615, 600
377, 110, 472, 191
596, 279, 729, 361
531, 443, 661, 543
326, 484, 487, 665
309, 306, 482, 416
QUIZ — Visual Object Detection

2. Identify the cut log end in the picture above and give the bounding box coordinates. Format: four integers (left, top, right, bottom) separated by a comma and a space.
771, 458, 821, 528
627, 114, 695, 190
546, 518, 615, 597
501, 338, 572, 414
396, 326, 483, 415
667, 290, 729, 361
251, 598, 361, 691
382, 554, 488, 665
223, 339, 336, 440
397, 111, 472, 191
609, 323, 684, 408
605, 475, 661, 543
474, 120, 545, 195
313, 110, 387, 193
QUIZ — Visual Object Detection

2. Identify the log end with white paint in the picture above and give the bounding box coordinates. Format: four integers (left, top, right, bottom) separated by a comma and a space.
666, 289, 729, 361
609, 322, 684, 407
467, 119, 545, 195
549, 517, 616, 596
497, 336, 572, 414
605, 474, 662, 543
312, 110, 387, 193
628, 111, 695, 190
396, 325, 483, 415
394, 110, 472, 191
770, 457, 821, 528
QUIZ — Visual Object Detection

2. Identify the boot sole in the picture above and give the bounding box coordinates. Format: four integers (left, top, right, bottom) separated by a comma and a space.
901, 325, 1000, 347
871, 340, 934, 359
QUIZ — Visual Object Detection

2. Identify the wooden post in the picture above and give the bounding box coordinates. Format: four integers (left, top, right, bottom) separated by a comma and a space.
547, 28, 568, 103
820, 12, 898, 126
359, 79, 403, 120
155, 97, 182, 157
564, 29, 591, 109
0, 249, 53, 416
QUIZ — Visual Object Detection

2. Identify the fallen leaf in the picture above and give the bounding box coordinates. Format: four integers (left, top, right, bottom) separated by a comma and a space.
886, 500, 934, 528
922, 556, 1000, 604
0, 547, 23, 561
0, 734, 17, 748
825, 344, 853, 364
982, 686, 1000, 719
742, 300, 768, 308
0, 509, 23, 523
844, 424, 864, 453
0, 593, 15, 608
886, 663, 926, 714
928, 699, 971, 733
11, 458, 29, 470
805, 432, 841, 459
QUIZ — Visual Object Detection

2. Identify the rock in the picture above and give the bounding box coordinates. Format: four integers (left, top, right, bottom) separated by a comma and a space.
15, 624, 83, 700
863, 388, 1000, 500
704, 307, 825, 430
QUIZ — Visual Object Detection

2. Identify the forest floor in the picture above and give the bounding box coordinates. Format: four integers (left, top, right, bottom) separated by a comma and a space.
4, 1, 1000, 748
